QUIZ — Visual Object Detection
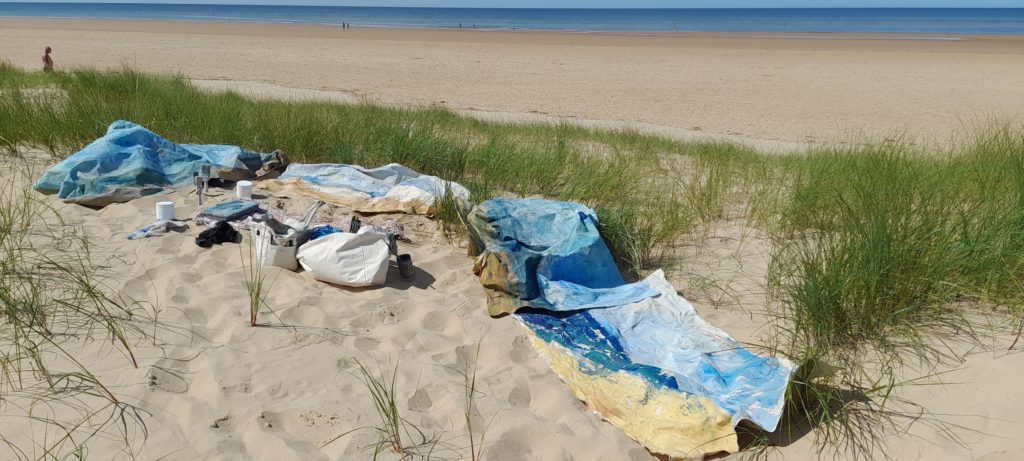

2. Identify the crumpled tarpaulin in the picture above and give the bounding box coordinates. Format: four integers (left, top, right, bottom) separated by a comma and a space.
34, 120, 279, 206
467, 197, 796, 459
467, 198, 656, 315
259, 163, 470, 215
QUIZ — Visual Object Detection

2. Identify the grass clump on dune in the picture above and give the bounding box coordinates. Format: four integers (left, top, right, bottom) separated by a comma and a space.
757, 130, 1024, 458
768, 132, 1024, 359
326, 350, 493, 461
324, 358, 458, 460
0, 168, 150, 460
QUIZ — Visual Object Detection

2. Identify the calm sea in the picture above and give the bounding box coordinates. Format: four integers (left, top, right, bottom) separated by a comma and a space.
1, 3, 1023, 35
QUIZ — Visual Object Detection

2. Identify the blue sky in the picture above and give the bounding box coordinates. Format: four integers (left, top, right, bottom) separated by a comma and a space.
0, 0, 1019, 7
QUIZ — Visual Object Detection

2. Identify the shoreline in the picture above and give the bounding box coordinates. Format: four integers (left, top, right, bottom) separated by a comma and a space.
2, 6, 1024, 38
4, 16, 1023, 42
0, 15, 998, 41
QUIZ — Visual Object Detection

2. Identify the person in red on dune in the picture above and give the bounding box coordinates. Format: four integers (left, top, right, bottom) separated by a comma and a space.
42, 46, 54, 72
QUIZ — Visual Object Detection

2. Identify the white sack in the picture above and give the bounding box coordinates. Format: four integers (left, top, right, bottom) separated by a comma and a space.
356, 225, 389, 236
297, 232, 390, 287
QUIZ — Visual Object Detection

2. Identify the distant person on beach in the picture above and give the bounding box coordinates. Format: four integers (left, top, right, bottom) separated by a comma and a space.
42, 46, 53, 72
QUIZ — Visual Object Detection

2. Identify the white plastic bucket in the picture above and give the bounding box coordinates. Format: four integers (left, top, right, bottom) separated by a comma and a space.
155, 201, 175, 221
236, 180, 253, 199
250, 222, 312, 271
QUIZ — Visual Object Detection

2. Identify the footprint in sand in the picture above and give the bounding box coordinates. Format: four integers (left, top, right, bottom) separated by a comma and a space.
119, 270, 161, 300
210, 415, 230, 429
205, 254, 230, 273
487, 427, 531, 461
219, 380, 252, 395
421, 310, 459, 336
507, 380, 531, 407
145, 366, 189, 393
259, 411, 274, 428
298, 410, 342, 428
509, 334, 534, 364
407, 388, 432, 412
169, 292, 189, 305
453, 344, 473, 368
350, 310, 386, 330
179, 271, 202, 284
156, 234, 183, 256
295, 294, 323, 310
381, 304, 408, 324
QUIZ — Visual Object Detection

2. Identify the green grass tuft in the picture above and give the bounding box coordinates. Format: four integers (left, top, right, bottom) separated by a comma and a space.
5, 64, 1024, 459
0, 166, 151, 460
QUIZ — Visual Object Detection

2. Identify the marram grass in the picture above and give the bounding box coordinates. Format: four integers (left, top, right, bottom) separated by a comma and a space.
0, 167, 152, 460
4, 62, 1024, 459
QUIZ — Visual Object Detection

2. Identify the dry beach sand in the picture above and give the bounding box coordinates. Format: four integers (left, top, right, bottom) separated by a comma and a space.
1, 18, 1024, 461
1, 159, 650, 461
2, 19, 1024, 148
1, 155, 1022, 461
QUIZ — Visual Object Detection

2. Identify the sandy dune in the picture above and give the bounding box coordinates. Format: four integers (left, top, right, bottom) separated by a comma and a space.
2, 19, 1024, 147
1, 154, 1022, 460
1, 163, 648, 460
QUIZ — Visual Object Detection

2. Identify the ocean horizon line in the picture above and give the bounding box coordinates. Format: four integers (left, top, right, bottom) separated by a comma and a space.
2, 4, 1023, 34
1, 3, 1023, 9
0, 15, 989, 40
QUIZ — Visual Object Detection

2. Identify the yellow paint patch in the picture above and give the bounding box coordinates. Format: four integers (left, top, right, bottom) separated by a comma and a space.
526, 329, 738, 459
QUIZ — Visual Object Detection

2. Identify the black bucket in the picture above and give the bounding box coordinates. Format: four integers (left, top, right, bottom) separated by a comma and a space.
397, 253, 414, 280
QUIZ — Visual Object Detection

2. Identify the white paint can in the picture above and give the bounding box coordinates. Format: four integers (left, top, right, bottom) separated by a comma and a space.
155, 201, 175, 221
236, 180, 253, 199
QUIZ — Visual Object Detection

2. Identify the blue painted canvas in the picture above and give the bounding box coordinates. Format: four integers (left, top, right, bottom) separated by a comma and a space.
34, 120, 276, 206
198, 200, 261, 221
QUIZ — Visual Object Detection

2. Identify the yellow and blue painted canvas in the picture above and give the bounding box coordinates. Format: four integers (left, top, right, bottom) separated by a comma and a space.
468, 198, 795, 459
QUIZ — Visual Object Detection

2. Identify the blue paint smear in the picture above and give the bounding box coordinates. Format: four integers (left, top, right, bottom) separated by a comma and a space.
475, 198, 637, 307
517, 308, 682, 391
